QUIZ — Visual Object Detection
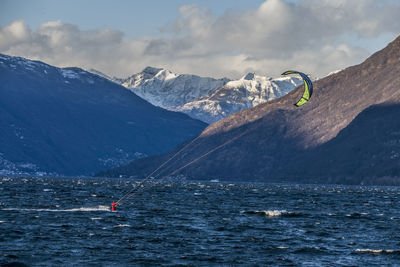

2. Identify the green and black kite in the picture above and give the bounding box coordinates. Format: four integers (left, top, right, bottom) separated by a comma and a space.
282, 70, 313, 107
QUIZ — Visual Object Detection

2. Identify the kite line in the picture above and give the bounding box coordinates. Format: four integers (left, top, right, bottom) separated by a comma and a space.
111, 70, 314, 209
114, 127, 252, 207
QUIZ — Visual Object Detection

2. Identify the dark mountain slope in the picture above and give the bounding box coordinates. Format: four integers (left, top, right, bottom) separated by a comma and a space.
283, 102, 400, 185
0, 54, 206, 176
99, 36, 400, 184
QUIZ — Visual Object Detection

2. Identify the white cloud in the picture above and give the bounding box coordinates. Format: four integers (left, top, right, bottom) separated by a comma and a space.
0, 0, 399, 79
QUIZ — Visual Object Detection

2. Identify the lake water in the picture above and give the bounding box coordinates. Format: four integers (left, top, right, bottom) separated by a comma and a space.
1, 177, 400, 266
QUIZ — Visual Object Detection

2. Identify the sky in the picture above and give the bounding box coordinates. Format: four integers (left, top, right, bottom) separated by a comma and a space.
0, 0, 399, 79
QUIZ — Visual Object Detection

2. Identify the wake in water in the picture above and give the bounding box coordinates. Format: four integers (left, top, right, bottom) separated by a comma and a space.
2, 205, 110, 212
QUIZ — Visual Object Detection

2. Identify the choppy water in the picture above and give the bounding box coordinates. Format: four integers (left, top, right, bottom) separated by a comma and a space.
1, 177, 400, 266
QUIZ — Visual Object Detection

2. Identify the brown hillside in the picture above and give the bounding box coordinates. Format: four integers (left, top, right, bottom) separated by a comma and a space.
99, 35, 400, 184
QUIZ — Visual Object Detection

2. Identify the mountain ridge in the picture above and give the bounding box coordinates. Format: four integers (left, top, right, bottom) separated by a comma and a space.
0, 54, 206, 176
99, 35, 400, 185
114, 67, 302, 123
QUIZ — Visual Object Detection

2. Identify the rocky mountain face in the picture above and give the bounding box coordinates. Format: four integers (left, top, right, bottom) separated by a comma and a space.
120, 66, 229, 107
0, 54, 206, 176
100, 35, 400, 185
116, 67, 302, 123
175, 73, 302, 123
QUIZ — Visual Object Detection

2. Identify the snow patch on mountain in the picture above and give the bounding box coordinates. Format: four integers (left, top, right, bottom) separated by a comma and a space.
0, 54, 51, 73
116, 67, 302, 123
174, 73, 303, 123
60, 69, 80, 79
119, 67, 230, 108
326, 69, 343, 77
0, 54, 107, 86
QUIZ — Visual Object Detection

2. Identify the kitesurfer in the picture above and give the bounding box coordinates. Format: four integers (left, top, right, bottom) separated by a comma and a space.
111, 202, 117, 211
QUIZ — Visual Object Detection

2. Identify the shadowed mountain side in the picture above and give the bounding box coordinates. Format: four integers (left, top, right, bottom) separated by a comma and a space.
98, 35, 400, 184
0, 54, 207, 176
96, 108, 302, 180
281, 102, 400, 185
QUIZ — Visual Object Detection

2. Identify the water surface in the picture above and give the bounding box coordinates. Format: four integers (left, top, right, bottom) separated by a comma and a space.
1, 177, 400, 266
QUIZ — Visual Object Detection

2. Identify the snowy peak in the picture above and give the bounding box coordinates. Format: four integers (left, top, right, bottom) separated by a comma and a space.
0, 54, 112, 87
2, 53, 305, 124
115, 66, 303, 123
123, 66, 173, 88
176, 74, 303, 123
0, 53, 51, 74
225, 74, 302, 104
143, 66, 163, 76
119, 67, 230, 108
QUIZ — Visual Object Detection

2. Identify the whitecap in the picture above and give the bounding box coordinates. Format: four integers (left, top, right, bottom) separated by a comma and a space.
241, 210, 290, 217
355, 249, 400, 254
114, 224, 130, 228
263, 210, 285, 217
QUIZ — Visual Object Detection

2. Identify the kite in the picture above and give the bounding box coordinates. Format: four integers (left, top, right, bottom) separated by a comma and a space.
282, 70, 313, 107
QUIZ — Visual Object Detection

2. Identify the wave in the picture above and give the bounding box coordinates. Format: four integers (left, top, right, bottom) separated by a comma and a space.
114, 224, 130, 228
2, 205, 110, 212
241, 210, 300, 217
355, 249, 400, 254
346, 212, 369, 218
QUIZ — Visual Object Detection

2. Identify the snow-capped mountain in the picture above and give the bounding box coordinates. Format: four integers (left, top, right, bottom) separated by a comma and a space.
120, 67, 230, 108
117, 68, 302, 123
175, 73, 302, 123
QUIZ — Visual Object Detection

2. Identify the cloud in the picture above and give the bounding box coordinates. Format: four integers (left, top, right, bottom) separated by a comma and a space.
155, 0, 399, 77
0, 20, 133, 75
0, 0, 399, 79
